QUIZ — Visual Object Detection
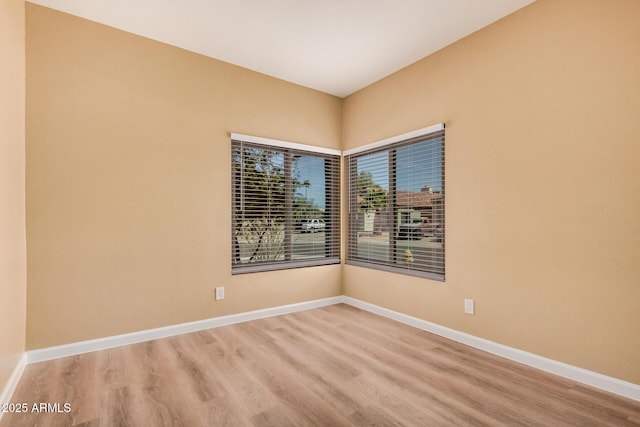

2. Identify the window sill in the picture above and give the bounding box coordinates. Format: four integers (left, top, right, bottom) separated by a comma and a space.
232, 258, 341, 275
345, 259, 445, 282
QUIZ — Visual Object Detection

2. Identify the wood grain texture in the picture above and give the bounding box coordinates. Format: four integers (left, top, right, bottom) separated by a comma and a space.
3, 304, 639, 426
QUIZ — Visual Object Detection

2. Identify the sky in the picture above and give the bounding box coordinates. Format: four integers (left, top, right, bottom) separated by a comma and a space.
293, 155, 327, 208
355, 136, 444, 193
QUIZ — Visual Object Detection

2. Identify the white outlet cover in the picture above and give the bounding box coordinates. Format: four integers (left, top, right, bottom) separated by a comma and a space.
215, 287, 224, 301
464, 299, 475, 315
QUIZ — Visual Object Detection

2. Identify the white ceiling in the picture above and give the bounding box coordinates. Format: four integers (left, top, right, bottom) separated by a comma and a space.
27, 0, 536, 97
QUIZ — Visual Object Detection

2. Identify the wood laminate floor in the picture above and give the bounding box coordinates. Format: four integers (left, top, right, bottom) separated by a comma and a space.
2, 304, 639, 426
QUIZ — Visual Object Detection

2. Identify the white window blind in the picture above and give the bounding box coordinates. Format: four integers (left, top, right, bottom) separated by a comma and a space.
232, 137, 340, 273
346, 127, 445, 281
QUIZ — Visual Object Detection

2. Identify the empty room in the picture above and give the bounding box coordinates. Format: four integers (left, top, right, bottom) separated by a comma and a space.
1, 0, 639, 425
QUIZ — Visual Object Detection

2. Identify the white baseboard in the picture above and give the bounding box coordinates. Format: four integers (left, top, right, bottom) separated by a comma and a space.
20, 294, 640, 403
341, 296, 640, 402
27, 296, 343, 364
0, 353, 27, 423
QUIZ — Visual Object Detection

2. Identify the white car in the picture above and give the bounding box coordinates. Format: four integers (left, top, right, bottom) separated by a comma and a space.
298, 219, 325, 233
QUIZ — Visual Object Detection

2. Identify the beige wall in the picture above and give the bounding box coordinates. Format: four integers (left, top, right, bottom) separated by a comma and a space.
342, 0, 640, 384
25, 4, 342, 349
0, 0, 27, 393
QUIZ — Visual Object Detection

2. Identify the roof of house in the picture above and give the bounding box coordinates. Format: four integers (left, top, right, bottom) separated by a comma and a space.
395, 190, 443, 208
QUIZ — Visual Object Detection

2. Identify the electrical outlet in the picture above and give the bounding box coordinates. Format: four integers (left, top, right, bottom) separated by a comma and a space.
215, 287, 224, 301
464, 298, 475, 315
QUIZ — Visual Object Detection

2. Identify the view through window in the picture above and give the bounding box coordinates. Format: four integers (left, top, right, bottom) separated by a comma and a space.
232, 137, 340, 273
347, 127, 445, 280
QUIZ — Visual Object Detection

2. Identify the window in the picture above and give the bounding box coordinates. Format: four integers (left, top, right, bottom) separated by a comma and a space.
231, 134, 340, 273
346, 124, 445, 280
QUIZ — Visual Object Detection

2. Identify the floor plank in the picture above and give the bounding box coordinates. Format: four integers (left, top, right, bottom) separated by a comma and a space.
2, 304, 639, 426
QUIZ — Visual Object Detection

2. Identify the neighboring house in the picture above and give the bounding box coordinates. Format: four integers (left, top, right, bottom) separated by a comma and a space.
354, 187, 444, 234
395, 188, 444, 224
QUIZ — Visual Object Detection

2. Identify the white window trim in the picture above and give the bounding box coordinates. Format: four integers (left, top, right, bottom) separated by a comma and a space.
231, 133, 341, 156
232, 123, 443, 158
342, 123, 445, 156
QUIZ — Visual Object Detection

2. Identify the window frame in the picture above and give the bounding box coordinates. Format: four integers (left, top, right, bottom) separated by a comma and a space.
345, 123, 446, 281
231, 133, 341, 274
